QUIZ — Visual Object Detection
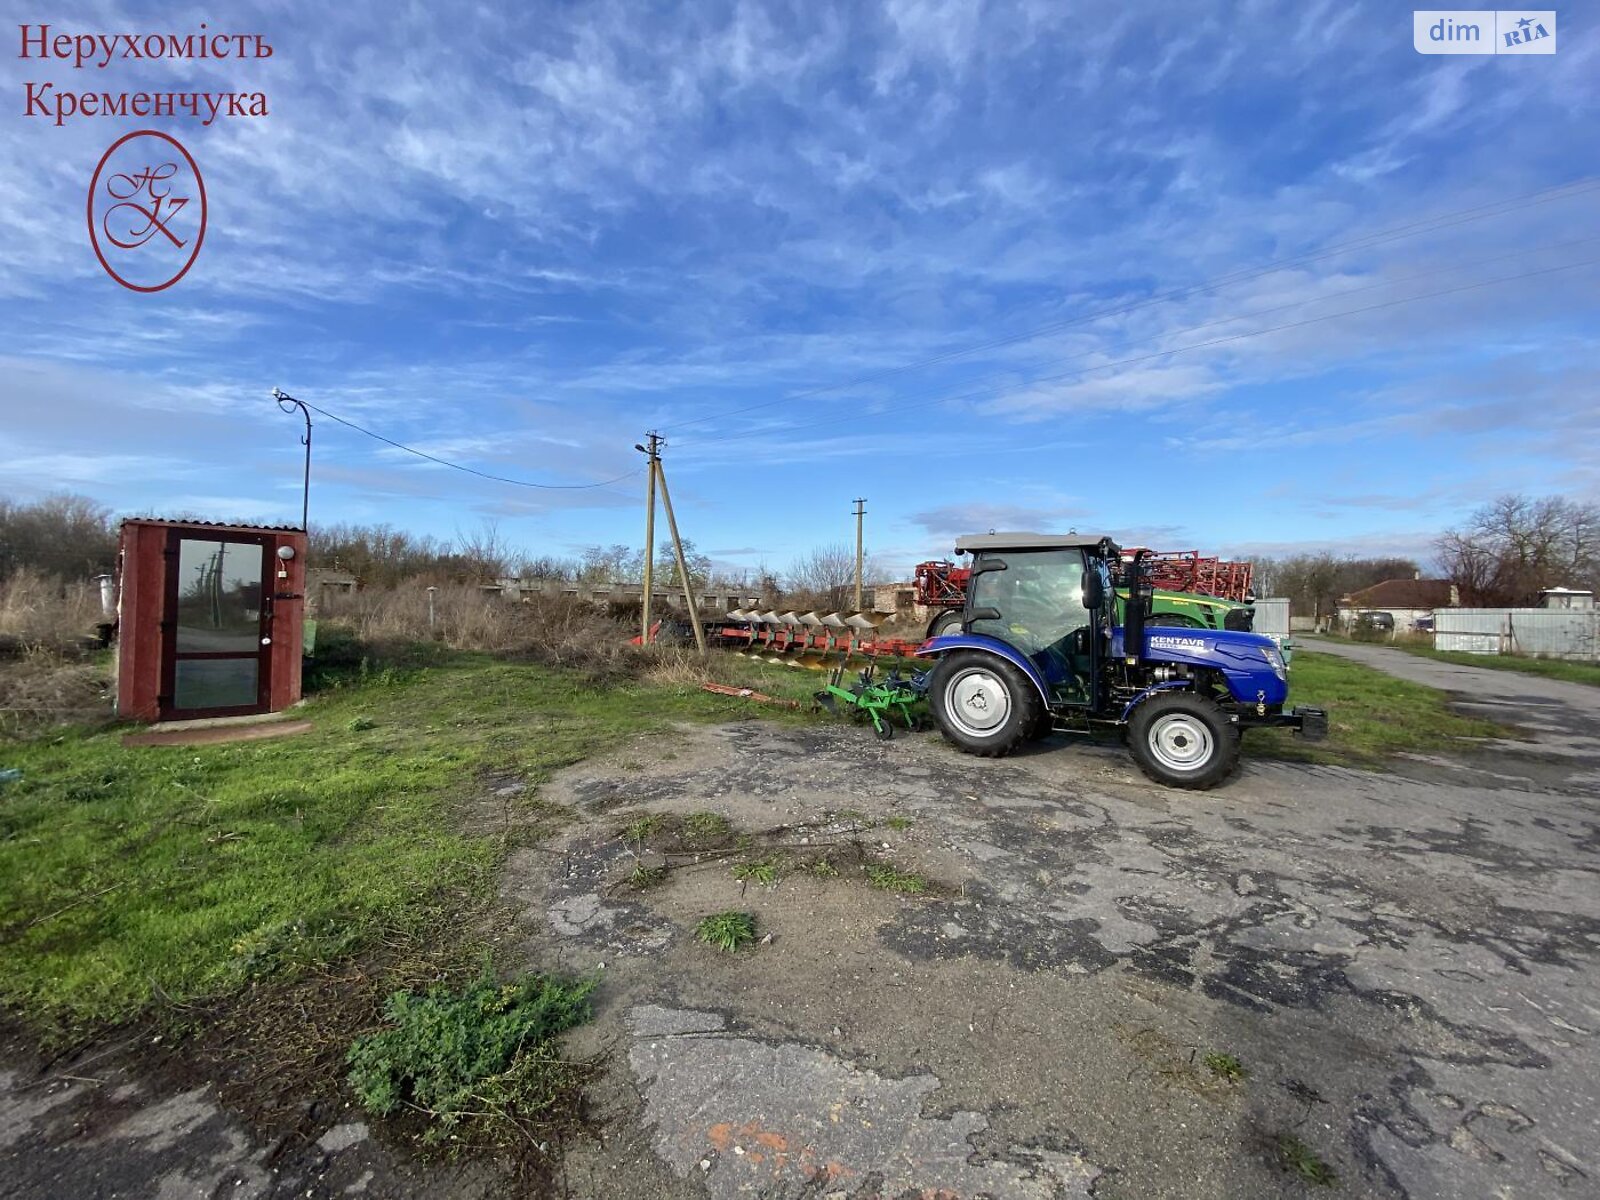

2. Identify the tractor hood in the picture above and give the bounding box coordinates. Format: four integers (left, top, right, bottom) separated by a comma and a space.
1112, 626, 1275, 659
1114, 626, 1289, 705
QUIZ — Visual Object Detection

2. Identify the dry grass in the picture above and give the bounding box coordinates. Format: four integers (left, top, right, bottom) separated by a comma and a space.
0, 650, 113, 736
0, 568, 106, 650
0, 571, 112, 736
316, 587, 653, 683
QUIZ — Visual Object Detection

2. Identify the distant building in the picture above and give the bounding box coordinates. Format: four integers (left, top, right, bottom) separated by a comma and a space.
1539, 587, 1595, 611
1337, 576, 1459, 634
306, 566, 360, 615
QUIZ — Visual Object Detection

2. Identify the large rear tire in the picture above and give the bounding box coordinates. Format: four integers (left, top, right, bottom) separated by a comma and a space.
929, 651, 1041, 758
926, 609, 964, 640
1126, 693, 1240, 789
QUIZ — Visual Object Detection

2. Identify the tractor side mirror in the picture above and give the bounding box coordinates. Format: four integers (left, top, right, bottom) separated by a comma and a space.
1083, 572, 1105, 610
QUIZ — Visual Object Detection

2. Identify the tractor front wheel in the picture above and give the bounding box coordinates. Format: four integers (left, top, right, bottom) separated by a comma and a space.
929, 651, 1040, 758
1126, 693, 1240, 789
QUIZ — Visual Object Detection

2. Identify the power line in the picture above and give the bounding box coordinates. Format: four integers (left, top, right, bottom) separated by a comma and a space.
294, 398, 642, 490
677, 253, 1600, 453
659, 177, 1600, 433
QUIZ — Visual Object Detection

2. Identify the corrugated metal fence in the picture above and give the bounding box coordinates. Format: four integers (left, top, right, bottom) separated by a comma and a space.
1253, 598, 1290, 637
1434, 609, 1600, 660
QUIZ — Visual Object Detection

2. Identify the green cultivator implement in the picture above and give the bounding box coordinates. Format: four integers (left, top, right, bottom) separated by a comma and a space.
814, 655, 930, 740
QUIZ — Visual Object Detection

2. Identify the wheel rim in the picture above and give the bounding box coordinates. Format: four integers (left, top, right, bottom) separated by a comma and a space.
944, 666, 1011, 738
1146, 713, 1213, 772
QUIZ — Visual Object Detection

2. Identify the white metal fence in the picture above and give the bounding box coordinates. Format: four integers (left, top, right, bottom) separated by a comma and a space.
1434, 608, 1600, 660
1253, 597, 1290, 638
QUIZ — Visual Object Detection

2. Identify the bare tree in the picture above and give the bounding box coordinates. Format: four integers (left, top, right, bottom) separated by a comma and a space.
308, 522, 449, 584
451, 520, 512, 580
787, 543, 862, 610
1436, 495, 1600, 605
0, 493, 118, 581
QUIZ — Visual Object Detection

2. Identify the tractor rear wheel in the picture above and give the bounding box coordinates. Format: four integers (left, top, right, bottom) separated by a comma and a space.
926, 610, 964, 639
929, 651, 1040, 758
1127, 693, 1239, 789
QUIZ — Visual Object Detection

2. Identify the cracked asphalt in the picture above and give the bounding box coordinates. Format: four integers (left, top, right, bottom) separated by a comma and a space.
5, 647, 1598, 1198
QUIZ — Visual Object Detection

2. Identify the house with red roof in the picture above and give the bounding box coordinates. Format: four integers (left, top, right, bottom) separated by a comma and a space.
1337, 576, 1459, 635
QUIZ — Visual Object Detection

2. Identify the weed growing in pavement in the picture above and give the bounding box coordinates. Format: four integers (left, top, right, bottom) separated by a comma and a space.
623, 812, 666, 843
866, 862, 927, 894
1274, 1134, 1336, 1186
628, 863, 668, 890
696, 910, 757, 952
732, 858, 782, 886
809, 859, 839, 878
1203, 1051, 1246, 1081
681, 811, 731, 846
347, 967, 596, 1146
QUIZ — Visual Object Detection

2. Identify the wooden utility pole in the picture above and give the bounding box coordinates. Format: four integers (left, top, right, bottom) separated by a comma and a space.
853, 497, 867, 611
637, 433, 661, 644
653, 450, 708, 655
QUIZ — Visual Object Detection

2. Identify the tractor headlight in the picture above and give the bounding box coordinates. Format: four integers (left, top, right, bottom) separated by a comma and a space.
1262, 645, 1286, 681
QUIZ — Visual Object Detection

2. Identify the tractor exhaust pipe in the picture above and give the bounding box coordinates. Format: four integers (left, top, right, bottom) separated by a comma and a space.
1124, 549, 1150, 662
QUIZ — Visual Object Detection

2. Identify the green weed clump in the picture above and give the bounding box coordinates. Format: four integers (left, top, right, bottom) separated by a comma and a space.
696, 910, 757, 952
1202, 1051, 1246, 1081
866, 863, 927, 894
1274, 1134, 1336, 1186
347, 968, 596, 1144
732, 858, 781, 886
681, 811, 731, 846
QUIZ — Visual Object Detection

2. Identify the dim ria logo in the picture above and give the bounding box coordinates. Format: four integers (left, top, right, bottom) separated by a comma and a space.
87, 129, 207, 292
1414, 10, 1556, 54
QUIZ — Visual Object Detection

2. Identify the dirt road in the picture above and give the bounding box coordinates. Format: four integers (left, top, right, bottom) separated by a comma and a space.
6, 691, 1597, 1199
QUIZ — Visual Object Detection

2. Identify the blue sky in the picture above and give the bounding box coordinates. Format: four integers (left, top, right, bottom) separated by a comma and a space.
3, 1, 1597, 580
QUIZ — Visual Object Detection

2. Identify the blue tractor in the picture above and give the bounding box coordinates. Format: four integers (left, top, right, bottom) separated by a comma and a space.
916, 533, 1327, 789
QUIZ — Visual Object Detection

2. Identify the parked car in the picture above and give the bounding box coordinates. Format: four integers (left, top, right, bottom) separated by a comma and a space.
1352, 611, 1395, 640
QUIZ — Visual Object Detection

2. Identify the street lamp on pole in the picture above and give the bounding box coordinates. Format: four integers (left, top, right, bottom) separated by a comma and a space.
271, 388, 312, 533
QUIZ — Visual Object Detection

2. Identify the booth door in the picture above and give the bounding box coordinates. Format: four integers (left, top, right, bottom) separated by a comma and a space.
160, 532, 273, 719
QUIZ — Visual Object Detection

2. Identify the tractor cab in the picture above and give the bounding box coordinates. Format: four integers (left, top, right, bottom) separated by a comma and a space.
954, 533, 1115, 709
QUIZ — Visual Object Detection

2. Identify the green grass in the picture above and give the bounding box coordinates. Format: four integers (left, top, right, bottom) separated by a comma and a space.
695, 910, 757, 952
865, 862, 927, 894
1274, 1133, 1337, 1186
1202, 1051, 1246, 1081
883, 815, 914, 831
0, 652, 810, 1038
1382, 642, 1600, 687
1251, 650, 1514, 765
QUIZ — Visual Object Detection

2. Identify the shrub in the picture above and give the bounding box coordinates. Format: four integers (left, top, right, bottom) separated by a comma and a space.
347, 968, 596, 1145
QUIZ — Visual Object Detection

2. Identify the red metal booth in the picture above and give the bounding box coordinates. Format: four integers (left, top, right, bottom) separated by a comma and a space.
116, 519, 307, 722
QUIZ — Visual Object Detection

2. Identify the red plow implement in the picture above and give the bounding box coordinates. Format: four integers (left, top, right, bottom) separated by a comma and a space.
706, 609, 925, 665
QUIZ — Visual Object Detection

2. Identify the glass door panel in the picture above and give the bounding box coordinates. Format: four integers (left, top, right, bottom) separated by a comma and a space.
164, 535, 270, 717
